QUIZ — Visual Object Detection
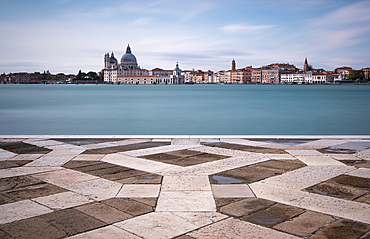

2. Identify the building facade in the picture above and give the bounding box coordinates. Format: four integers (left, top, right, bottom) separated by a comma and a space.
103, 45, 182, 84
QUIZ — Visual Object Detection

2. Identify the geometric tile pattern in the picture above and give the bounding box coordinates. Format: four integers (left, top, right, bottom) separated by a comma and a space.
0, 136, 369, 238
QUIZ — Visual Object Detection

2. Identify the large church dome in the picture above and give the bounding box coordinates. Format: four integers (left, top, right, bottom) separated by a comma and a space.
121, 44, 137, 63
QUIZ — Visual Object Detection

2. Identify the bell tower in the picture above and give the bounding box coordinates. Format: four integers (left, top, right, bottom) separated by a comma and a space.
232, 59, 236, 71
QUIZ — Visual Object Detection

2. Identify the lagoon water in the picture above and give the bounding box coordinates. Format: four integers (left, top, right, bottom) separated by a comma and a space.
0, 84, 369, 135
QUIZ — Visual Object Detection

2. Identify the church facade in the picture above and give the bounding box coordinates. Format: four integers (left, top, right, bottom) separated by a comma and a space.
103, 44, 183, 84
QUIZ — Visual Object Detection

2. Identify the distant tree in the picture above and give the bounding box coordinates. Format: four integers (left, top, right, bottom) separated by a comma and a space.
350, 70, 365, 80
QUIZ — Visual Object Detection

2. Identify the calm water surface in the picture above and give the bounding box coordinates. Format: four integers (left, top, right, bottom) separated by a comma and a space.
0, 84, 369, 135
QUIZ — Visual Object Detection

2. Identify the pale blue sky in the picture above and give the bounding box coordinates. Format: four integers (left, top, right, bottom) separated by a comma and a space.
0, 0, 369, 74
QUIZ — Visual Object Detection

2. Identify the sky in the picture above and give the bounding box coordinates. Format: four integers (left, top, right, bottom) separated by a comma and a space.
0, 0, 370, 74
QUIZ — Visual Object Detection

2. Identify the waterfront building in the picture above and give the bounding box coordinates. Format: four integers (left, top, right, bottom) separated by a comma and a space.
182, 70, 196, 83
304, 72, 333, 84
335, 66, 352, 80
280, 73, 305, 84
363, 67, 370, 80
170, 63, 185, 84
251, 68, 262, 83
261, 69, 280, 84
149, 68, 173, 76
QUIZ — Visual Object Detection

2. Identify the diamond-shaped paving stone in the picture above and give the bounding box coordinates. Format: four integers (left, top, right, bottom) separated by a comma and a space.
305, 182, 368, 200
241, 203, 305, 227
273, 211, 335, 237
115, 174, 163, 184
328, 175, 370, 190
75, 202, 133, 224
210, 165, 281, 184
0, 161, 20, 169
54, 138, 121, 145
0, 216, 67, 239
310, 219, 370, 239
82, 142, 170, 154
219, 198, 275, 217
0, 142, 51, 154
40, 208, 107, 236
2, 181, 67, 202
102, 198, 154, 216
141, 150, 229, 167
355, 194, 370, 204
208, 143, 288, 154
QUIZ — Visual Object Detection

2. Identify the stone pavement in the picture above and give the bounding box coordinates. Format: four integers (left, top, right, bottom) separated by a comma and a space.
0, 136, 370, 239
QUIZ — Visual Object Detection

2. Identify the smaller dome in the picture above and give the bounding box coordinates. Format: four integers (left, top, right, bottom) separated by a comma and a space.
110, 57, 118, 64
109, 52, 118, 65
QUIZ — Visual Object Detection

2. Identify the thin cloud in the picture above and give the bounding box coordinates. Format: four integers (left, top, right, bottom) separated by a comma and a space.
220, 24, 273, 33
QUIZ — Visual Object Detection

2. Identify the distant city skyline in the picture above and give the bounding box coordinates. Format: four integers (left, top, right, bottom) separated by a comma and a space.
0, 0, 369, 74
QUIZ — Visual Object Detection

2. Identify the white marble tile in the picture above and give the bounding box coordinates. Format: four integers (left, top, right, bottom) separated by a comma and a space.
47, 144, 86, 151
297, 139, 349, 148
66, 225, 142, 239
253, 165, 352, 190
61, 178, 122, 201
171, 212, 228, 227
266, 154, 296, 160
25, 156, 75, 167
82, 142, 117, 149
171, 138, 200, 145
67, 225, 141, 239
102, 154, 180, 175
72, 154, 106, 161
0, 138, 27, 142
123, 145, 197, 157
0, 166, 63, 179
27, 140, 65, 148
32, 191, 93, 210
111, 139, 151, 146
8, 154, 43, 160
0, 149, 17, 159
117, 184, 161, 198
286, 150, 324, 156
156, 191, 216, 212
114, 212, 199, 239
151, 138, 172, 142
25, 150, 83, 166
32, 169, 98, 186
212, 184, 255, 198
295, 155, 346, 166
220, 138, 270, 147
192, 145, 261, 158
161, 175, 211, 191
188, 217, 300, 239
0, 200, 53, 224
326, 154, 362, 160
166, 156, 268, 176
346, 168, 370, 179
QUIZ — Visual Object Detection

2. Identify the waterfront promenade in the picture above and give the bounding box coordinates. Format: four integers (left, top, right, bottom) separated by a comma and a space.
0, 135, 370, 238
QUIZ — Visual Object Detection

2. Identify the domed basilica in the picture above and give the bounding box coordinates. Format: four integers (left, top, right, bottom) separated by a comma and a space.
104, 44, 140, 70
103, 44, 184, 84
